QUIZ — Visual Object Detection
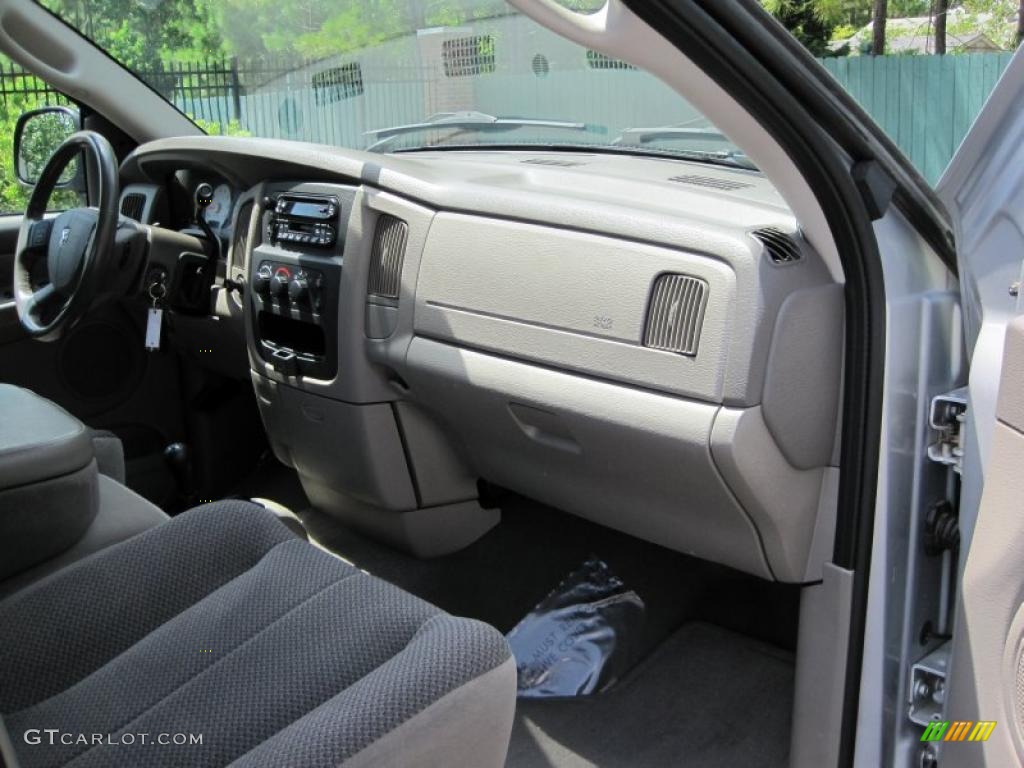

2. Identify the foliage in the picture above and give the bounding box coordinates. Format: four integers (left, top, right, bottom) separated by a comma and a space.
191, 117, 251, 136
832, 23, 858, 40
759, 0, 842, 55
759, 0, 965, 54
18, 110, 78, 184
954, 0, 1021, 48
0, 80, 82, 215
40, 0, 225, 66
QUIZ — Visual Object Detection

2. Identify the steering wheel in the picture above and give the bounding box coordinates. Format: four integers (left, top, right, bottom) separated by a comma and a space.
13, 131, 119, 341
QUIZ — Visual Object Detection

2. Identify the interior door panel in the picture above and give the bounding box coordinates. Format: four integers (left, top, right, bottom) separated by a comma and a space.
945, 313, 1024, 767
0, 215, 22, 344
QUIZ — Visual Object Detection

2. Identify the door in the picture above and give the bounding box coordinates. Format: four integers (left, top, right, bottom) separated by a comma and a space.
941, 315, 1024, 767
935, 45, 1024, 768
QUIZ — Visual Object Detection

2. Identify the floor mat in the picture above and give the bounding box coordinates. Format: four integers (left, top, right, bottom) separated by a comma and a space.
507, 622, 794, 768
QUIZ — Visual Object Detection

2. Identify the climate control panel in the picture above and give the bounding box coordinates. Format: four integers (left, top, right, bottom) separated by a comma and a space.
249, 255, 339, 380
253, 261, 327, 313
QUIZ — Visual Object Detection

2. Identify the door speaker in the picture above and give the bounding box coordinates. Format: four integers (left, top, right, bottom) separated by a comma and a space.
1003, 602, 1024, 758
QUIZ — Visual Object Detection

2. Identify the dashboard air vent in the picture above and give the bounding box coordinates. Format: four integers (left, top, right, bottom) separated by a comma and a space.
521, 158, 586, 167
752, 227, 802, 264
120, 193, 146, 222
367, 215, 408, 299
667, 174, 753, 192
231, 201, 255, 268
643, 274, 708, 357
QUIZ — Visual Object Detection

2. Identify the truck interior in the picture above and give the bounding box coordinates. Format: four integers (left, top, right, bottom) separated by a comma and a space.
0, 0, 967, 766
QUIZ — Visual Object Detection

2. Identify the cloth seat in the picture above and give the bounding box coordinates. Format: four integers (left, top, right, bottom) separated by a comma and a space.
0, 501, 516, 768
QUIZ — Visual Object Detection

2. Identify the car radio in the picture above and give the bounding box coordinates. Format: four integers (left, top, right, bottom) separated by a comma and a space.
267, 193, 339, 247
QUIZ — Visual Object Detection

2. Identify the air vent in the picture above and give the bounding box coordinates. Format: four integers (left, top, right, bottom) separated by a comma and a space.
667, 174, 753, 192
367, 215, 409, 299
521, 158, 586, 167
120, 193, 146, 222
231, 201, 255, 269
752, 227, 802, 264
643, 274, 708, 356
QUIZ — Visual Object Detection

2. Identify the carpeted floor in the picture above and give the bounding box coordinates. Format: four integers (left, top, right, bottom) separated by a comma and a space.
229, 462, 799, 767
298, 491, 801, 660
507, 622, 794, 768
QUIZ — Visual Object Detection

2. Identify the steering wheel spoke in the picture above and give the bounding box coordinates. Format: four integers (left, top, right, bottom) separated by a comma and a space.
25, 283, 57, 317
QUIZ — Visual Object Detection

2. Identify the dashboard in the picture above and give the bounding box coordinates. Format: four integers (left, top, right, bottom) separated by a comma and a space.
117, 136, 844, 585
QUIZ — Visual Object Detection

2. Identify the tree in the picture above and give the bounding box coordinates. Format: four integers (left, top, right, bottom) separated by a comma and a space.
872, 0, 888, 54
1018, 0, 1024, 46
934, 0, 948, 53
759, 0, 846, 55
39, 0, 226, 66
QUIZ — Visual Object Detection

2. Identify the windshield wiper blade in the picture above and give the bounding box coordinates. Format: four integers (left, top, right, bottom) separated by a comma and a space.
614, 125, 728, 146
366, 111, 606, 152
613, 124, 757, 170
661, 148, 757, 170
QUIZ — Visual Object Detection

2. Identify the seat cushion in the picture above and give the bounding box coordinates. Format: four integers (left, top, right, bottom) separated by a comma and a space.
0, 474, 169, 601
0, 501, 514, 768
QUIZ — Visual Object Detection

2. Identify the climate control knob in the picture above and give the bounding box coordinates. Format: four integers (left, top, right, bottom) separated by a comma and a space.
270, 273, 289, 297
253, 264, 273, 294
288, 276, 308, 303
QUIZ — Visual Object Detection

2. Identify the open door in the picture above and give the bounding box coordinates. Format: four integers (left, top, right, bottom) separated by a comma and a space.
941, 315, 1024, 767
935, 46, 1024, 768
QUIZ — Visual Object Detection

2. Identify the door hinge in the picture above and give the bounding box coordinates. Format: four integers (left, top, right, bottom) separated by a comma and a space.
909, 641, 951, 727
927, 387, 968, 474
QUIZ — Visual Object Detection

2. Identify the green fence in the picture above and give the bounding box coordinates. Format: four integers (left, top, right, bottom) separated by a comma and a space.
821, 53, 1014, 185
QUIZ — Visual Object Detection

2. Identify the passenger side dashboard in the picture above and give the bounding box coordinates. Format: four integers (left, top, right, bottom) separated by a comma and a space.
122, 140, 844, 584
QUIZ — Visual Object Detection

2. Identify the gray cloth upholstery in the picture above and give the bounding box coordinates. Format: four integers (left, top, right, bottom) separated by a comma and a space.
0, 501, 514, 768
87, 429, 126, 484
0, 474, 168, 600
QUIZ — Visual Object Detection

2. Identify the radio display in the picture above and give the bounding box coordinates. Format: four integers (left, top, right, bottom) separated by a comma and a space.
284, 201, 332, 219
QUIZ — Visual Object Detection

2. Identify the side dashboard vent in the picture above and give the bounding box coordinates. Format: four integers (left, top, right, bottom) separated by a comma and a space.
643, 274, 708, 356
752, 227, 802, 264
367, 215, 409, 299
120, 193, 146, 222
231, 201, 255, 269
667, 174, 753, 191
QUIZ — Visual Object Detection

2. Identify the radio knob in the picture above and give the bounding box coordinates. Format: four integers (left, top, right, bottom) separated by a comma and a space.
288, 276, 309, 303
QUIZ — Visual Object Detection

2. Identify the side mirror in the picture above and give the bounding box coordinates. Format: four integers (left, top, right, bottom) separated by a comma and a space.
13, 106, 82, 188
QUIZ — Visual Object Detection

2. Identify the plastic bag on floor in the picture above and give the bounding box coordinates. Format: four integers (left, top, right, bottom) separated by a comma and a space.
506, 557, 645, 698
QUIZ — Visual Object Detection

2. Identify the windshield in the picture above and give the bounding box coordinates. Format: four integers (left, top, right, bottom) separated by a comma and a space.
37, 0, 752, 168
